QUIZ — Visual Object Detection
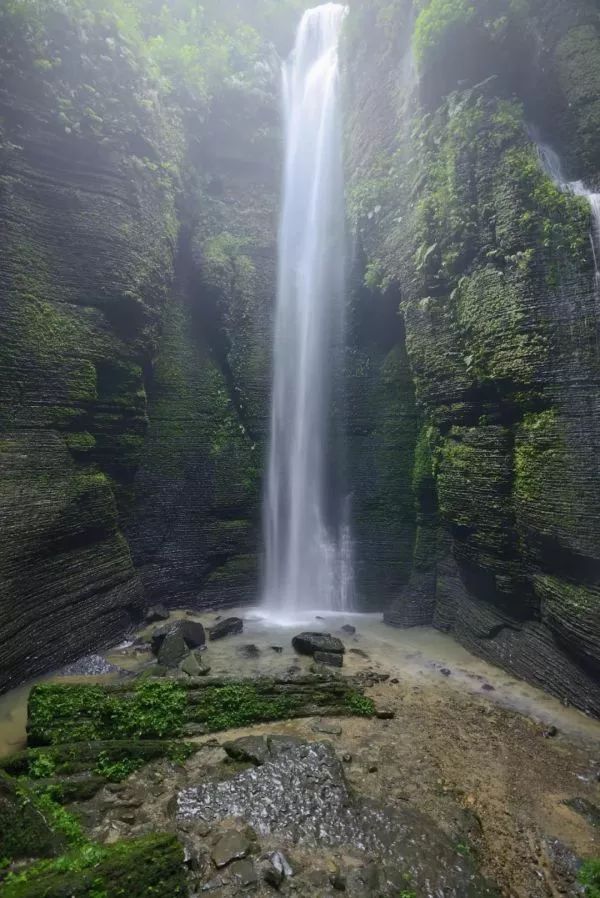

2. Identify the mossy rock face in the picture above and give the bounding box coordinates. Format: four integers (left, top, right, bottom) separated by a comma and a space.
0, 3, 181, 690
0, 771, 67, 862
0, 739, 196, 787
343, 0, 600, 714
0, 833, 186, 898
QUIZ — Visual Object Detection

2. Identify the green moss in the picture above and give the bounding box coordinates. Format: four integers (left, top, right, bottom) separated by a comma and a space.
64, 433, 97, 455
344, 692, 376, 717
1, 834, 186, 898
189, 683, 303, 732
579, 858, 600, 898
413, 0, 476, 67
27, 682, 187, 746
0, 772, 67, 861
1, 740, 196, 781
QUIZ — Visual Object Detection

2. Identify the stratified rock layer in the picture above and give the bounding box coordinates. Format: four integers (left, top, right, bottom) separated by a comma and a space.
344, 0, 600, 715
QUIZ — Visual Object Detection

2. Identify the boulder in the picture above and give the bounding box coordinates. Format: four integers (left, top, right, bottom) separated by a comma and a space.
209, 617, 244, 640
314, 650, 343, 668
211, 831, 251, 868
145, 604, 169, 623
157, 632, 188, 668
151, 620, 206, 655
292, 632, 345, 656
180, 650, 211, 678
341, 624, 356, 635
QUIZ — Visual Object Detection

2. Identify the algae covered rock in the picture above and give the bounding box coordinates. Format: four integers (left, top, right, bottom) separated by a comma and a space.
209, 618, 244, 640
0, 771, 67, 861
0, 833, 186, 898
292, 633, 345, 656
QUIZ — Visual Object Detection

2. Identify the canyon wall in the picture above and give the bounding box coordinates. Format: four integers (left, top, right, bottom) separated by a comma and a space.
0, 6, 280, 689
344, 0, 600, 714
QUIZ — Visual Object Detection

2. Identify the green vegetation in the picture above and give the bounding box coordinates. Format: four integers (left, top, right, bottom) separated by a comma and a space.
190, 682, 303, 731
345, 692, 376, 717
0, 0, 311, 109
413, 0, 476, 66
28, 681, 188, 745
579, 858, 600, 898
1, 833, 186, 898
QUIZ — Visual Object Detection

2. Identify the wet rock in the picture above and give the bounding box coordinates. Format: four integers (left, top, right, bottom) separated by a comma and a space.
440, 668, 452, 677
178, 740, 497, 897
229, 858, 258, 886
542, 837, 583, 883
267, 735, 306, 758
258, 850, 294, 888
368, 764, 378, 773
376, 708, 395, 720
224, 735, 305, 766
145, 604, 169, 623
152, 620, 206, 654
224, 736, 271, 766
314, 650, 344, 668
292, 632, 345, 656
543, 725, 558, 738
390, 678, 400, 684
237, 643, 260, 659
180, 650, 211, 678
271, 645, 283, 653
59, 654, 123, 677
211, 831, 251, 868
312, 719, 342, 736
341, 625, 356, 635
348, 648, 369, 659
342, 753, 353, 763
209, 617, 244, 640
157, 632, 189, 668
481, 683, 495, 692
563, 796, 600, 828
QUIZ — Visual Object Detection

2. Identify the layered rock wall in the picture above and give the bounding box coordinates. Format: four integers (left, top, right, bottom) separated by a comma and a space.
344, 0, 600, 714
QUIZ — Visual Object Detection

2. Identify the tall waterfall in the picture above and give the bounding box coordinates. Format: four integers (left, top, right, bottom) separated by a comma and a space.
262, 3, 352, 620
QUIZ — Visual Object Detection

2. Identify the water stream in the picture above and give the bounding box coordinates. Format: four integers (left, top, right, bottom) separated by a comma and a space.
262, 4, 352, 621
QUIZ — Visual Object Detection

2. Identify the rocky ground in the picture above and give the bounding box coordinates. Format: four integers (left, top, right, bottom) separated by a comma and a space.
81, 616, 600, 896
1, 610, 599, 897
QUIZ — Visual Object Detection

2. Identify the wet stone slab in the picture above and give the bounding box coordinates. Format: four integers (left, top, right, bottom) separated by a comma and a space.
177, 739, 499, 897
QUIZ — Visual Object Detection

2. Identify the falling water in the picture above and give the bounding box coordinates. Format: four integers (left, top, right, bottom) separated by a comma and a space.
262, 3, 352, 620
537, 142, 600, 282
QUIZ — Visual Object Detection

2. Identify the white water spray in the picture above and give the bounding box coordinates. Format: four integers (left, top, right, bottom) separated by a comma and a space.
262, 4, 352, 621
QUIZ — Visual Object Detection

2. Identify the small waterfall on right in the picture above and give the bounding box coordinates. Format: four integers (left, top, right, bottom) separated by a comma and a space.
537, 142, 600, 282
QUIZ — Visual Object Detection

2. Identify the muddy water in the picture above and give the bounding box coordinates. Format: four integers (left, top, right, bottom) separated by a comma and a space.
2, 609, 600, 758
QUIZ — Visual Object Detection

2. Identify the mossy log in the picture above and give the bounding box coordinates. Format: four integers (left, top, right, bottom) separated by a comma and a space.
0, 833, 186, 898
26, 675, 375, 746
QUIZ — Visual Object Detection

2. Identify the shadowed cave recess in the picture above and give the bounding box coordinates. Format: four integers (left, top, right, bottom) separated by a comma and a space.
0, 0, 599, 715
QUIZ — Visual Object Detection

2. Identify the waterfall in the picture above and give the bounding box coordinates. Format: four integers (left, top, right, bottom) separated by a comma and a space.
262, 3, 352, 620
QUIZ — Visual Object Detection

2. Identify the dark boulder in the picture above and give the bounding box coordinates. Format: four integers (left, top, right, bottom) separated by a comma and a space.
292, 632, 345, 656
341, 624, 356, 635
180, 650, 211, 678
157, 631, 188, 668
209, 617, 244, 640
314, 650, 344, 668
151, 620, 206, 655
